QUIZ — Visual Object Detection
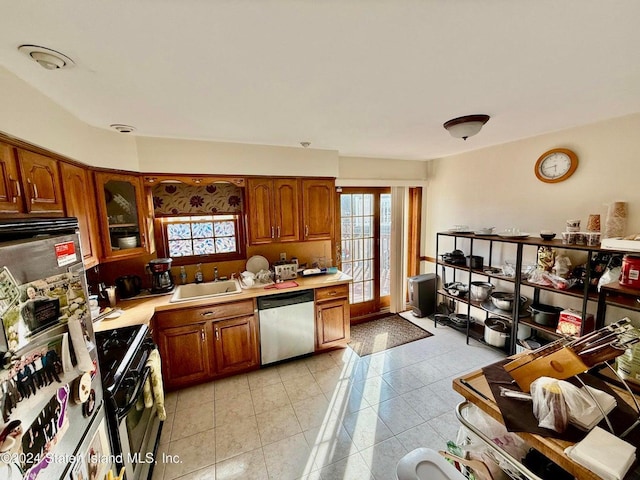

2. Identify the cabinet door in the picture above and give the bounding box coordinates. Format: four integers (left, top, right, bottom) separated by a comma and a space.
17, 149, 64, 215
94, 172, 151, 261
0, 142, 23, 215
157, 323, 211, 389
316, 298, 350, 350
302, 179, 335, 241
212, 315, 259, 376
60, 163, 101, 267
246, 178, 276, 244
273, 178, 300, 242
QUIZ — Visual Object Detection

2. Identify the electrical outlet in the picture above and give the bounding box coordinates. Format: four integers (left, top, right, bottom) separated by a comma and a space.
279, 252, 287, 261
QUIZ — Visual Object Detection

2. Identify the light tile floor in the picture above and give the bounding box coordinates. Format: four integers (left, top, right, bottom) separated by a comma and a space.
151, 312, 506, 480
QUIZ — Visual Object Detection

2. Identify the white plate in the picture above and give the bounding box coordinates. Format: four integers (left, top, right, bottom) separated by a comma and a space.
497, 232, 530, 238
246, 255, 269, 274
104, 309, 123, 319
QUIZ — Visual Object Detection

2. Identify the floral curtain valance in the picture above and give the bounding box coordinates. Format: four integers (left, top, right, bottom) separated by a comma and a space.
152, 183, 243, 216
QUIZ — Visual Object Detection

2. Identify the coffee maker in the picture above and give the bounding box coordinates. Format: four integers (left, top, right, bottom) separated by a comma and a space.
148, 258, 175, 293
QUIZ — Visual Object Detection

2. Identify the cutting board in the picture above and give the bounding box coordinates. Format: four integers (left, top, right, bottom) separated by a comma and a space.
264, 280, 298, 289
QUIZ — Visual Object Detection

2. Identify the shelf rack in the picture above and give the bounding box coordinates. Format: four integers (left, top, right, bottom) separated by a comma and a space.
435, 231, 636, 355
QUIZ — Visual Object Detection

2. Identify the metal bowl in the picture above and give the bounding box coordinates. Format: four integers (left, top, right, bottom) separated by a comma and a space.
490, 291, 527, 311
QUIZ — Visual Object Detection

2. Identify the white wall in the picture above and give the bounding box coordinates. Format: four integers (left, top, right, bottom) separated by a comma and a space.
338, 156, 428, 185
423, 113, 640, 324
136, 136, 339, 177
0, 67, 139, 169
424, 113, 640, 258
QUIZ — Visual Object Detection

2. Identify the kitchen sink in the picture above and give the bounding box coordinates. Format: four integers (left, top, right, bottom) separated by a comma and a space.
169, 279, 242, 303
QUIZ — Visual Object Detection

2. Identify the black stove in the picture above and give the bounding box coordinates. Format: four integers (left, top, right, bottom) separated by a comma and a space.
95, 323, 162, 480
95, 324, 151, 391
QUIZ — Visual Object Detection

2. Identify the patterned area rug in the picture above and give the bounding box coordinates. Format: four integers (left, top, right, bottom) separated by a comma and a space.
348, 314, 433, 356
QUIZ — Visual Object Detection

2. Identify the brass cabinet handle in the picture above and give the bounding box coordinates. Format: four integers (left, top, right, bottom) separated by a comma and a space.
201, 311, 215, 317
10, 178, 20, 203
328, 291, 337, 296
277, 225, 281, 238
271, 226, 275, 238
305, 225, 309, 237
201, 329, 205, 341
215, 327, 219, 340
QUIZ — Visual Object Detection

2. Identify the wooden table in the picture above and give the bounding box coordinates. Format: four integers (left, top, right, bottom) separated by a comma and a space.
452, 367, 635, 480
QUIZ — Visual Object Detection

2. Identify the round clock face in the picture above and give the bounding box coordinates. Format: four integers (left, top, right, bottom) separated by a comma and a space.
535, 148, 578, 183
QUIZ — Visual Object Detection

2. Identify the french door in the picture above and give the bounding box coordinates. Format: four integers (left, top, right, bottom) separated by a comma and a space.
337, 188, 391, 319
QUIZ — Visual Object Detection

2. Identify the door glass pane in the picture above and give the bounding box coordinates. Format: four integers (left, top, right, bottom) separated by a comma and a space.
364, 194, 373, 215
380, 194, 392, 297
364, 259, 373, 281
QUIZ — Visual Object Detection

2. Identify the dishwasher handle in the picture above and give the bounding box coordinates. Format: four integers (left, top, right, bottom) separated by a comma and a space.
257, 289, 315, 310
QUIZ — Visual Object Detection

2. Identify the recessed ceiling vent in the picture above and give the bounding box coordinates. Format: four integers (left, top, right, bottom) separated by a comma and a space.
18, 45, 75, 70
110, 124, 137, 134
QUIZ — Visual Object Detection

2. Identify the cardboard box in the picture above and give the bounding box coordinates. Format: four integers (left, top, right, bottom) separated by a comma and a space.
556, 309, 594, 336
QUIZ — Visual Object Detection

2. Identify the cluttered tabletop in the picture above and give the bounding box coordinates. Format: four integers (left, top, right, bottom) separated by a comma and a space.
453, 350, 640, 480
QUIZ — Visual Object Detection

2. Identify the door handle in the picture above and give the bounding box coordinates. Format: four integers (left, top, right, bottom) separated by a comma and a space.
215, 327, 219, 341
305, 225, 309, 237
277, 225, 281, 238
200, 311, 216, 317
201, 329, 205, 342
271, 226, 275, 239
28, 180, 38, 202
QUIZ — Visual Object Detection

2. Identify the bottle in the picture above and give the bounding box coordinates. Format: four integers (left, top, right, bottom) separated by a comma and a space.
180, 266, 187, 285
195, 264, 203, 283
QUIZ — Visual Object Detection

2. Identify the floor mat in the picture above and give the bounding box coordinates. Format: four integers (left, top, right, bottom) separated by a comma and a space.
348, 314, 433, 357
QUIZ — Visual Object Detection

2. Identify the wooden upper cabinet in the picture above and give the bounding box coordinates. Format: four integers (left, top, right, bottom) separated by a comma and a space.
0, 142, 23, 215
16, 149, 64, 216
246, 177, 300, 244
273, 179, 300, 242
302, 178, 335, 241
60, 162, 101, 268
94, 171, 154, 261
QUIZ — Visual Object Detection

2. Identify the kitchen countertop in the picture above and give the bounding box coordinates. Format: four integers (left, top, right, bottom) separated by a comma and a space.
93, 271, 352, 332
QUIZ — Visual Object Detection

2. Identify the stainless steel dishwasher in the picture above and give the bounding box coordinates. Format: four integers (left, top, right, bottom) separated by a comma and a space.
257, 289, 315, 365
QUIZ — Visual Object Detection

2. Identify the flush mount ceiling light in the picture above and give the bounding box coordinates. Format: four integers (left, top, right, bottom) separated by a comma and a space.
18, 45, 74, 70
443, 114, 490, 140
110, 124, 136, 134
300, 141, 311, 148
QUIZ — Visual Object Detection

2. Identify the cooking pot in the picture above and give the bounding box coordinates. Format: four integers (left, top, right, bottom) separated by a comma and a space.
466, 255, 484, 270
516, 323, 532, 340
484, 318, 509, 348
443, 282, 468, 298
490, 291, 527, 311
440, 249, 466, 265
529, 303, 563, 327
469, 281, 494, 301
115, 275, 141, 298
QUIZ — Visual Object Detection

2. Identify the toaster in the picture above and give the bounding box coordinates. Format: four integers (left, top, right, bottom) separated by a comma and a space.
273, 263, 298, 281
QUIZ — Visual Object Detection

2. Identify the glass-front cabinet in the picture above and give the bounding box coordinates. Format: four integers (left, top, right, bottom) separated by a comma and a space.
94, 172, 154, 261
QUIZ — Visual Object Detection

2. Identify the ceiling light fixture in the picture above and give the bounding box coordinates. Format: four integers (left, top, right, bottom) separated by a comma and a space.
18, 45, 74, 70
443, 114, 490, 140
110, 124, 136, 134
300, 141, 311, 148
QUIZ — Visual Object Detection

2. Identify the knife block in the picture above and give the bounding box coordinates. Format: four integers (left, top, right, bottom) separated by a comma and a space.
504, 346, 589, 392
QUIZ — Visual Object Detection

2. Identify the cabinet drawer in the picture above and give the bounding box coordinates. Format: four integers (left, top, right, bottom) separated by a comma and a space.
315, 284, 349, 302
155, 299, 255, 329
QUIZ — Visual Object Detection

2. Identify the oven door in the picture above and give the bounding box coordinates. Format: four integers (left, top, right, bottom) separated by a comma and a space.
116, 366, 162, 480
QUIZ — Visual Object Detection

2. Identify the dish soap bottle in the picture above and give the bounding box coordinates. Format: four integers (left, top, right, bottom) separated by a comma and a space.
195, 263, 204, 283
180, 266, 187, 284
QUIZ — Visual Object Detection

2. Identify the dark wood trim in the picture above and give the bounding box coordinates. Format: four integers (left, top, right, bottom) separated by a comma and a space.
421, 255, 437, 263
407, 187, 422, 278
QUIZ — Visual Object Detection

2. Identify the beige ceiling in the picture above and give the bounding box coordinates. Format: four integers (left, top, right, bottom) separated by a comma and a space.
1, 1, 639, 160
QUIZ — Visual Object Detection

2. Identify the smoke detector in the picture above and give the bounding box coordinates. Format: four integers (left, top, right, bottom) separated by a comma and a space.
110, 124, 137, 134
18, 45, 74, 70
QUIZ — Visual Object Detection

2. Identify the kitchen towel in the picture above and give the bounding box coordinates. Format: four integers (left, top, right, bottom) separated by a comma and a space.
67, 318, 94, 372
565, 426, 636, 480
143, 349, 166, 421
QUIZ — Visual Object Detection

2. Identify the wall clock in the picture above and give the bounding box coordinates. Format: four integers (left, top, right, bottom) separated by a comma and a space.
534, 148, 578, 183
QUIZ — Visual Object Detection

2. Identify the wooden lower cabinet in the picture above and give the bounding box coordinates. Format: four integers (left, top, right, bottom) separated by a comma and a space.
157, 323, 211, 389
315, 285, 350, 350
153, 299, 259, 390
211, 315, 260, 376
